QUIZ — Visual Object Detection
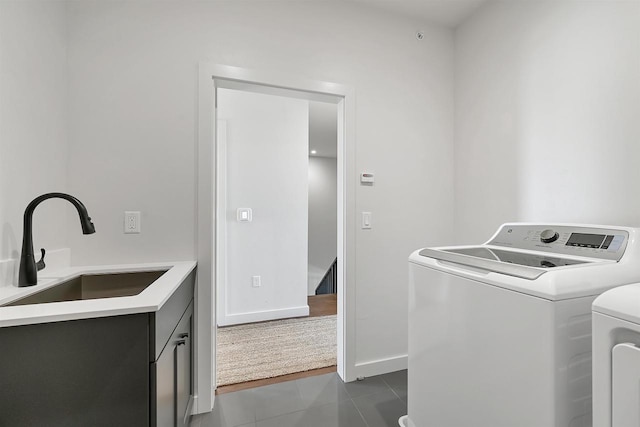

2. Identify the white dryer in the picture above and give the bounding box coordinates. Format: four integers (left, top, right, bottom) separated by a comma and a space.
593, 283, 640, 427
408, 223, 640, 427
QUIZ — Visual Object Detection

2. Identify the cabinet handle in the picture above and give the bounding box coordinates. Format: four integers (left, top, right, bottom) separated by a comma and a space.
176, 339, 186, 346
178, 333, 189, 339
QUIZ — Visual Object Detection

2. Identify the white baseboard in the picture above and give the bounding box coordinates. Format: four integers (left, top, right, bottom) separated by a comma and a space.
189, 391, 216, 416
218, 305, 310, 326
353, 354, 408, 380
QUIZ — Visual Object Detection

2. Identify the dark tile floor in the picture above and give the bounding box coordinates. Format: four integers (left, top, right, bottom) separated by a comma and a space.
190, 370, 407, 427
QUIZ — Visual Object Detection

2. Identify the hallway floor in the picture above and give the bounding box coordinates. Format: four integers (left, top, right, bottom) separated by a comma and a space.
191, 369, 407, 427
307, 294, 337, 317
216, 294, 338, 394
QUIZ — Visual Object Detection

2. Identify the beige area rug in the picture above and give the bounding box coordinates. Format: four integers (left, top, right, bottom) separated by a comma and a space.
216, 315, 337, 386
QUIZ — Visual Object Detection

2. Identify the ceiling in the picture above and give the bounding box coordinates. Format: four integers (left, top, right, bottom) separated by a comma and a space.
219, 1, 488, 158
95, 0, 487, 29
356, 0, 487, 27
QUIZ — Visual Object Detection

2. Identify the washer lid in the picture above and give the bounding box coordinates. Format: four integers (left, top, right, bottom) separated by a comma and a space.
418, 247, 591, 280
446, 247, 588, 268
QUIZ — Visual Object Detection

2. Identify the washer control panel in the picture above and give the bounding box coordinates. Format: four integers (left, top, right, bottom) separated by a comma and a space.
487, 224, 630, 261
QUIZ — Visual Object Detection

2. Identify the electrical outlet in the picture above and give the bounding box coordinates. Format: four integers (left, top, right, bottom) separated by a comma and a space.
124, 211, 141, 234
252, 275, 261, 287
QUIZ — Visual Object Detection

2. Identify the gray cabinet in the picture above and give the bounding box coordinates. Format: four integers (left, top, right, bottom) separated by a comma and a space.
154, 301, 193, 427
0, 270, 195, 427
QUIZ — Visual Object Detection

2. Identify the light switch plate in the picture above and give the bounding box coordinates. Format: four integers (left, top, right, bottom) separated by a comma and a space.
237, 208, 252, 222
362, 212, 372, 229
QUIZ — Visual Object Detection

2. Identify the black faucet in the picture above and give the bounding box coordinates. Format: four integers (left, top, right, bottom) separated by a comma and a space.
19, 193, 96, 287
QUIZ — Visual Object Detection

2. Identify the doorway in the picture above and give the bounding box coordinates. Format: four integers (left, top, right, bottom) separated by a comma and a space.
214, 85, 339, 389
196, 64, 356, 413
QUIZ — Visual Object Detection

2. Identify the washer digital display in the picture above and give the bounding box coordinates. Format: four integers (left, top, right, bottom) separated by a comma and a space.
566, 233, 606, 249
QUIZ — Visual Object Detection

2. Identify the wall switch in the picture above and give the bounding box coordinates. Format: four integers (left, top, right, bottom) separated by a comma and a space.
252, 275, 261, 287
362, 212, 372, 229
124, 211, 141, 234
237, 208, 252, 222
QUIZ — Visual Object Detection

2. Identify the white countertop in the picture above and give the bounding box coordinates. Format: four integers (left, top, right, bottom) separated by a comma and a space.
0, 261, 197, 328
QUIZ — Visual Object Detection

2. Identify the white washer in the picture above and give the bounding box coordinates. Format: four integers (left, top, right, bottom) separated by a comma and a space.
408, 223, 640, 427
593, 283, 640, 427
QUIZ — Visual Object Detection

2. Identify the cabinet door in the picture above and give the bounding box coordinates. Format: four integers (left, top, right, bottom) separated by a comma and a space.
154, 301, 193, 427
154, 344, 176, 427
175, 304, 193, 427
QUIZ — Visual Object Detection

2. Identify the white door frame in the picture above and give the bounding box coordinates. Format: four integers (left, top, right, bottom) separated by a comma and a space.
196, 63, 356, 413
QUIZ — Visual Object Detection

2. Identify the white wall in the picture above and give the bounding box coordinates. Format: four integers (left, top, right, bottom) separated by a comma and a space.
7, 0, 639, 397
65, 1, 455, 375
0, 1, 71, 285
308, 156, 337, 295
217, 88, 309, 325
455, 0, 640, 244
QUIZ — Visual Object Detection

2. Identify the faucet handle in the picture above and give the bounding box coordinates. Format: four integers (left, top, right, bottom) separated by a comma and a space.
36, 248, 46, 271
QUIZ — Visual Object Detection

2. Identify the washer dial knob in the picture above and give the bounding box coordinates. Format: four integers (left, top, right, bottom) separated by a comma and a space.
540, 229, 559, 244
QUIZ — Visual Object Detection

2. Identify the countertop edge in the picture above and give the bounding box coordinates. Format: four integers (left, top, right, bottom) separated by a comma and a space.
0, 261, 197, 328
